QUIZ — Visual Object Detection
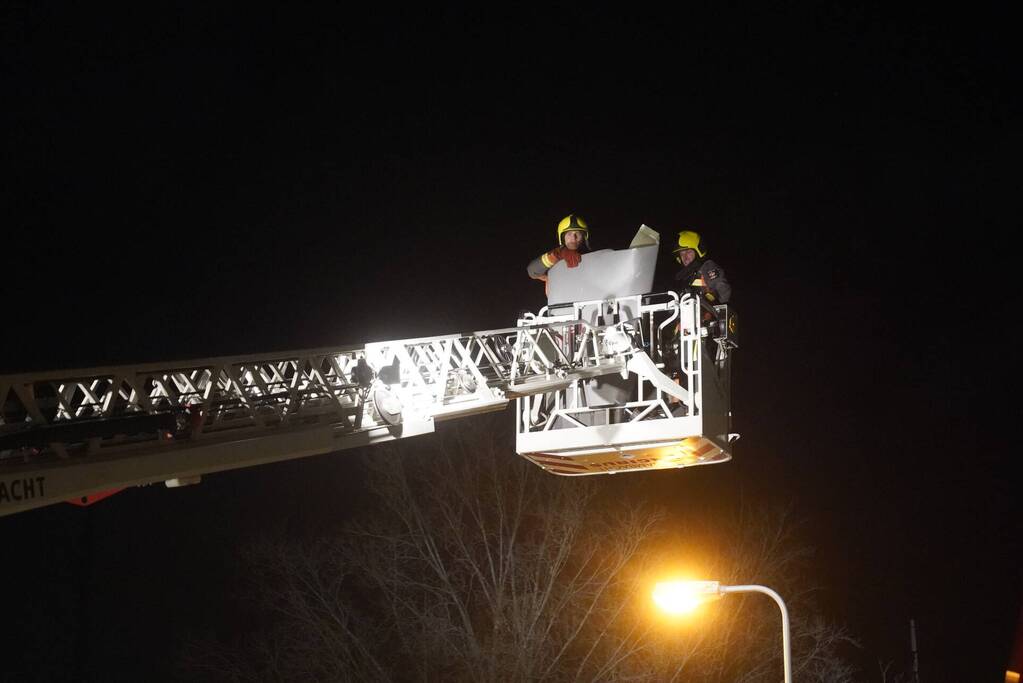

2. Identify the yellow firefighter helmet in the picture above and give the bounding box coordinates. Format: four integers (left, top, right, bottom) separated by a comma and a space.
557, 214, 589, 246
673, 230, 706, 260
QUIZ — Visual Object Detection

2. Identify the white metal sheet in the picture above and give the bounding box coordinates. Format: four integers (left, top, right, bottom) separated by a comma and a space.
547, 244, 659, 305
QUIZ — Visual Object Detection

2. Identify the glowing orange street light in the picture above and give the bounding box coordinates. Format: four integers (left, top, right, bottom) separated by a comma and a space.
652, 580, 721, 615
652, 580, 792, 683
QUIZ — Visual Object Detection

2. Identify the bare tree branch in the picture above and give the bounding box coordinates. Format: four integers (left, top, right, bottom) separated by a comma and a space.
182, 415, 861, 682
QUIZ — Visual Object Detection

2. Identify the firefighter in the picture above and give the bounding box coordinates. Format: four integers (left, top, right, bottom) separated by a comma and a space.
664, 230, 732, 413
526, 214, 590, 391
527, 214, 590, 289
672, 230, 731, 304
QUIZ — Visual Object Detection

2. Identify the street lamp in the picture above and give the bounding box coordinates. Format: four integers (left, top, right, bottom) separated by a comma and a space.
653, 580, 791, 683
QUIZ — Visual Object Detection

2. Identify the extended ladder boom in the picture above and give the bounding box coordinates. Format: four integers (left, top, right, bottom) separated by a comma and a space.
0, 315, 651, 516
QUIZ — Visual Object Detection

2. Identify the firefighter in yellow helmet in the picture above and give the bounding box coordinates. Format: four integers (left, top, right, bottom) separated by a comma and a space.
526, 214, 590, 287
663, 230, 732, 415
673, 230, 731, 304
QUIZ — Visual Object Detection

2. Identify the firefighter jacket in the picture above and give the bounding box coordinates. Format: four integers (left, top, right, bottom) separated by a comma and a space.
527, 248, 562, 279
676, 259, 731, 304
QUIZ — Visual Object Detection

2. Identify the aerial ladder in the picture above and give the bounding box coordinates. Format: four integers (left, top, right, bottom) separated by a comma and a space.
0, 228, 738, 517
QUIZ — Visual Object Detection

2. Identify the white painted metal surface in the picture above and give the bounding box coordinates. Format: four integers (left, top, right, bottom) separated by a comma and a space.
1, 288, 737, 515
514, 292, 736, 475
0, 226, 740, 514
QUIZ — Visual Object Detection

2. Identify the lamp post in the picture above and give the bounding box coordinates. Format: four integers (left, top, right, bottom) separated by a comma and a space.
652, 580, 792, 683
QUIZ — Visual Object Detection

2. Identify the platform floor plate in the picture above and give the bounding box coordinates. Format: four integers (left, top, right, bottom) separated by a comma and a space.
520, 436, 730, 476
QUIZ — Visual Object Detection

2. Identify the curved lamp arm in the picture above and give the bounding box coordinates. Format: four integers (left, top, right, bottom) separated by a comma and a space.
720, 584, 792, 683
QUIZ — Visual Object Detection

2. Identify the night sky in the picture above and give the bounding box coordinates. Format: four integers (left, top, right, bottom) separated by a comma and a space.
3, 5, 1017, 682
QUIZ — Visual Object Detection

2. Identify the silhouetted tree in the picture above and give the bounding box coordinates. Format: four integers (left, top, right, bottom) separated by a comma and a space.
182, 415, 858, 681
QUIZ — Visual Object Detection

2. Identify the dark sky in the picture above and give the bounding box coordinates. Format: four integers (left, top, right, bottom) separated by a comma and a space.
3, 5, 1018, 682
